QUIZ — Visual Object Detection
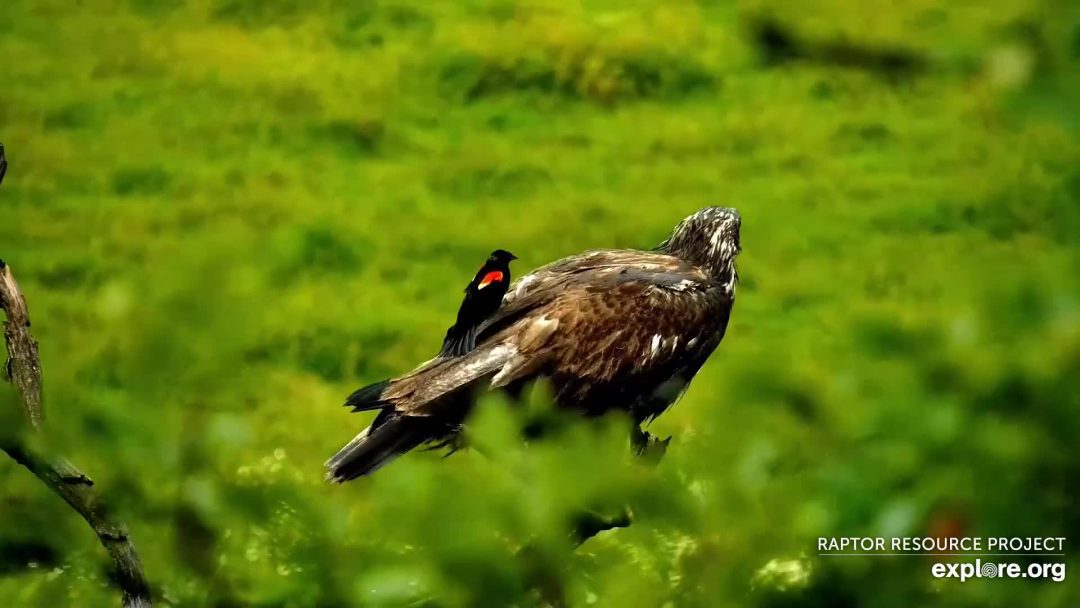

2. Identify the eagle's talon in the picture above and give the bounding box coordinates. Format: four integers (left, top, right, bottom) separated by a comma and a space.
629, 427, 670, 459
571, 507, 633, 544
423, 429, 467, 455
630, 428, 671, 463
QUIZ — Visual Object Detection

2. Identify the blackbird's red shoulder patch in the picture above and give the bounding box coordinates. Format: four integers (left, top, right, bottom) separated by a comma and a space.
478, 270, 504, 289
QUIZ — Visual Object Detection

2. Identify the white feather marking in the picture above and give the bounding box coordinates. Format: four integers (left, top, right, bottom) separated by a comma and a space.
687, 337, 698, 348
650, 334, 662, 357
710, 226, 726, 253
672, 279, 696, 291
513, 274, 538, 297
670, 336, 679, 351
490, 344, 528, 386
457, 345, 514, 382
532, 316, 558, 330
520, 316, 558, 349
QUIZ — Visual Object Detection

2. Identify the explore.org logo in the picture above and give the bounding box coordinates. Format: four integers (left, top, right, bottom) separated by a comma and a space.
930, 559, 1065, 582
817, 536, 1067, 583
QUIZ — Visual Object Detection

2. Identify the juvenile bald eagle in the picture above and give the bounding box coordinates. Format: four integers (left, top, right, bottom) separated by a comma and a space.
327, 207, 741, 482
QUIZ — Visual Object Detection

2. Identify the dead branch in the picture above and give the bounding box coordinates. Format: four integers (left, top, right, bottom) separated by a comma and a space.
0, 147, 153, 607
1, 261, 44, 427
0, 444, 152, 608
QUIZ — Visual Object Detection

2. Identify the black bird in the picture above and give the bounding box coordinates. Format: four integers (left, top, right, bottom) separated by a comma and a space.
327, 208, 741, 481
439, 249, 517, 358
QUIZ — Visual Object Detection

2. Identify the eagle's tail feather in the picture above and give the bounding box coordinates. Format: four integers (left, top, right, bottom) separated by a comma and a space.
344, 379, 392, 412
329, 341, 514, 481
325, 413, 429, 482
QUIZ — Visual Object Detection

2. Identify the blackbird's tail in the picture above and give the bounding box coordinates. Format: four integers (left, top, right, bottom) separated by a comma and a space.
438, 325, 478, 358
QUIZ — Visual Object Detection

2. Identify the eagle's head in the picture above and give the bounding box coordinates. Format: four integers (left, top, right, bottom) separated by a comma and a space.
658, 207, 741, 291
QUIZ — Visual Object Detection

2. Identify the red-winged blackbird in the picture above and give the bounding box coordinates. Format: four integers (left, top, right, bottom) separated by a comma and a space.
438, 249, 517, 358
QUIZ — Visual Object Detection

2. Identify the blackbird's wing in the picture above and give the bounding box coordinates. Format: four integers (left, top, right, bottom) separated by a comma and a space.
441, 263, 507, 356
463, 265, 486, 293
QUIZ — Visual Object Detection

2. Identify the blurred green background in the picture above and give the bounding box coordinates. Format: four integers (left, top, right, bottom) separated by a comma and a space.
1, 0, 1078, 606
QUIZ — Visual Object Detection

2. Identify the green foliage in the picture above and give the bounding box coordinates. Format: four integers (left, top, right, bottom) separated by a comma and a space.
1, 0, 1078, 606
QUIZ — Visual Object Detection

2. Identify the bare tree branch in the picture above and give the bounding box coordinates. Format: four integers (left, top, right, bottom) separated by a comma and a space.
1, 147, 153, 607
1, 260, 44, 428
0, 444, 152, 608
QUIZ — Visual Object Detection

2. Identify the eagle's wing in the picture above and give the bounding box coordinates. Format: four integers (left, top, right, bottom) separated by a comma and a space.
382, 251, 714, 414
486, 263, 725, 399
474, 250, 699, 341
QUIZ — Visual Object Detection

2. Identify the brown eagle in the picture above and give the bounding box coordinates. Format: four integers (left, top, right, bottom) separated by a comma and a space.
327, 207, 741, 482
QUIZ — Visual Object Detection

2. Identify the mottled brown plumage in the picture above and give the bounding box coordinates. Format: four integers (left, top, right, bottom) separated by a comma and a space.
327, 207, 741, 481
